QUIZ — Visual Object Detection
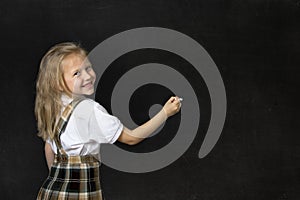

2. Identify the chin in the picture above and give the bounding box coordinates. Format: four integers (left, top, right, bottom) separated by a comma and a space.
85, 90, 95, 96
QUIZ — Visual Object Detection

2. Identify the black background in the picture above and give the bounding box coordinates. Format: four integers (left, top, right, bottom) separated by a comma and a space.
0, 0, 299, 199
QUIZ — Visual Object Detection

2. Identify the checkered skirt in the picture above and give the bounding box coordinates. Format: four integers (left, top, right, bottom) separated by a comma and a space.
37, 98, 103, 199
37, 154, 103, 200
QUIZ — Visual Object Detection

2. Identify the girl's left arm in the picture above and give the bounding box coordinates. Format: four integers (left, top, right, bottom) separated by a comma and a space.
44, 142, 55, 170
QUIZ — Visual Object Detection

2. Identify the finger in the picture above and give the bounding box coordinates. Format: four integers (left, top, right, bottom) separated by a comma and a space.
170, 96, 177, 103
174, 96, 183, 103
175, 105, 180, 113
174, 99, 181, 105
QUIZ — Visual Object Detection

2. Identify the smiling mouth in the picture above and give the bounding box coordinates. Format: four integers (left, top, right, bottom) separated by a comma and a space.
82, 81, 93, 88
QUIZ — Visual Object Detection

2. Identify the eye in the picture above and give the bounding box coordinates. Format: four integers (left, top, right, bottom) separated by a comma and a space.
73, 71, 81, 77
86, 66, 92, 71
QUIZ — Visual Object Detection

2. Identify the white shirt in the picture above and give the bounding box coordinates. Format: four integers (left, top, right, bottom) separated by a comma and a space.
47, 95, 124, 161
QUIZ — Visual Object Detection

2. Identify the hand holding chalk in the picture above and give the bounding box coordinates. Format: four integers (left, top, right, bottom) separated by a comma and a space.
163, 96, 182, 117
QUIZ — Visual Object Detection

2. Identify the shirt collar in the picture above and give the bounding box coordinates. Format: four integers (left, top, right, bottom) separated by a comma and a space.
61, 93, 73, 106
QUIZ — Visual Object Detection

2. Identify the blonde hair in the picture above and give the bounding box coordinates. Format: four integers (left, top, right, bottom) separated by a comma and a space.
35, 42, 87, 141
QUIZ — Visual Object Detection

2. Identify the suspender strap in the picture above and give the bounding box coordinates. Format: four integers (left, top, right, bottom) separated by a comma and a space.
53, 98, 84, 155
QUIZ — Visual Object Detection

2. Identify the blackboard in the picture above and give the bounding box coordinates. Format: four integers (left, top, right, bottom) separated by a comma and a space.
0, 0, 299, 199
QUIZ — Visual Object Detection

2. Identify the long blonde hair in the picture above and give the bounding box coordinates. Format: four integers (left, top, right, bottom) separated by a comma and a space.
35, 42, 87, 141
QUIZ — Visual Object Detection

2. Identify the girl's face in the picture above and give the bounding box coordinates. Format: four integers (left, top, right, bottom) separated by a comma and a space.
62, 53, 96, 96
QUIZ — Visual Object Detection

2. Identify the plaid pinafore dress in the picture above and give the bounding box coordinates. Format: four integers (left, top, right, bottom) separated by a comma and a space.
37, 99, 103, 200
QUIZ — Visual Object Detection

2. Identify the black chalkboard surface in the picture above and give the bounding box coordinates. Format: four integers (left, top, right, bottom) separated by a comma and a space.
0, 0, 299, 199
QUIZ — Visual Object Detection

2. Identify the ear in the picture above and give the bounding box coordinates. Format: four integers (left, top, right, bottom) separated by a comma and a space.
59, 78, 73, 96
58, 85, 63, 91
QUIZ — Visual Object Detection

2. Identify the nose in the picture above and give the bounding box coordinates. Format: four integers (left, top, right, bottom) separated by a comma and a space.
82, 69, 92, 80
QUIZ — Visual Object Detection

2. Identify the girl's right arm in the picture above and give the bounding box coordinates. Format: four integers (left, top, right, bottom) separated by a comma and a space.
45, 142, 55, 170
117, 96, 181, 145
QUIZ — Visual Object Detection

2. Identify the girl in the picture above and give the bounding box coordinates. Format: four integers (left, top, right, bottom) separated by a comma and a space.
35, 42, 181, 199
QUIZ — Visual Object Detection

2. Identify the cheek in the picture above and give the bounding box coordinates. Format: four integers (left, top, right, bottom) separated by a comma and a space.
73, 78, 83, 88
66, 78, 73, 87
64, 77, 76, 91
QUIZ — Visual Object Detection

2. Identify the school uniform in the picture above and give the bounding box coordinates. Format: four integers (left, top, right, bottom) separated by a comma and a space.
37, 95, 123, 200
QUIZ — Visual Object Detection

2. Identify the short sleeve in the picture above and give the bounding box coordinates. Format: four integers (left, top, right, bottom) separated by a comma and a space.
46, 137, 58, 154
73, 99, 123, 144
